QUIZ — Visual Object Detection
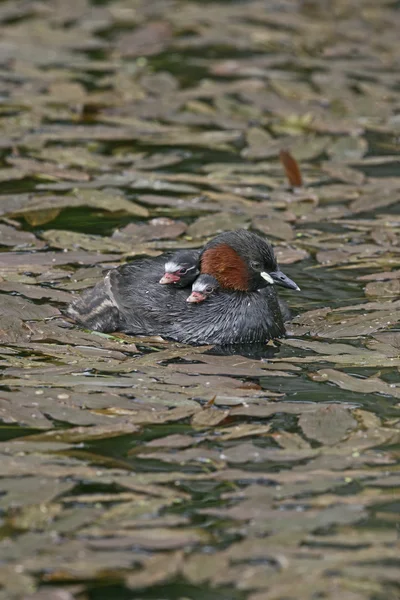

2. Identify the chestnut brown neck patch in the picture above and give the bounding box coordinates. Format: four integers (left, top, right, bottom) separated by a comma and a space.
201, 244, 249, 291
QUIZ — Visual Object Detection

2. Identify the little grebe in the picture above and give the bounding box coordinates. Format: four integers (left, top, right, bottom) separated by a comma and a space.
67, 229, 299, 345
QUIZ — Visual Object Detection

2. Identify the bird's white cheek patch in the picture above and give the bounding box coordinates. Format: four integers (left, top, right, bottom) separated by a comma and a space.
261, 272, 274, 284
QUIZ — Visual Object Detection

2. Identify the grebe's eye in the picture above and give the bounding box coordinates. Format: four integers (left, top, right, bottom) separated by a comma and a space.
177, 267, 188, 275
250, 260, 261, 270
205, 285, 213, 293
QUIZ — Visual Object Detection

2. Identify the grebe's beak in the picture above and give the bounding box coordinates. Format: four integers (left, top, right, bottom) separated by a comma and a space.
187, 291, 207, 303
269, 270, 300, 291
159, 273, 180, 284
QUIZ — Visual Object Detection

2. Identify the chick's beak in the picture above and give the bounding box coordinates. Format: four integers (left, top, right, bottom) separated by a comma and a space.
269, 270, 300, 291
159, 272, 180, 284
187, 291, 206, 303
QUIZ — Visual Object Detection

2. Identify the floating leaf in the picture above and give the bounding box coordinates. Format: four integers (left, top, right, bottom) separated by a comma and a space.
310, 369, 400, 400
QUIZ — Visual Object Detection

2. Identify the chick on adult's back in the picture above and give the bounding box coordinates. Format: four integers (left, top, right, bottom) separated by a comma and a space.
67, 250, 199, 333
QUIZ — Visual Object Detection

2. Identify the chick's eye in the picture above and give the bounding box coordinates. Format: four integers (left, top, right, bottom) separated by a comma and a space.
205, 285, 213, 293
177, 267, 188, 275
251, 261, 261, 270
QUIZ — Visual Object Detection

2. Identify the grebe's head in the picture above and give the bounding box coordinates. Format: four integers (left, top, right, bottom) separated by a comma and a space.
200, 229, 300, 292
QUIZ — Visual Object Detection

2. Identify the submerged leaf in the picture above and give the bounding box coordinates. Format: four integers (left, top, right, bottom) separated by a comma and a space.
299, 405, 357, 445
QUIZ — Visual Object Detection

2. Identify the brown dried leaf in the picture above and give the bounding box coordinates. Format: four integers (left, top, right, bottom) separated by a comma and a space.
279, 149, 303, 188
